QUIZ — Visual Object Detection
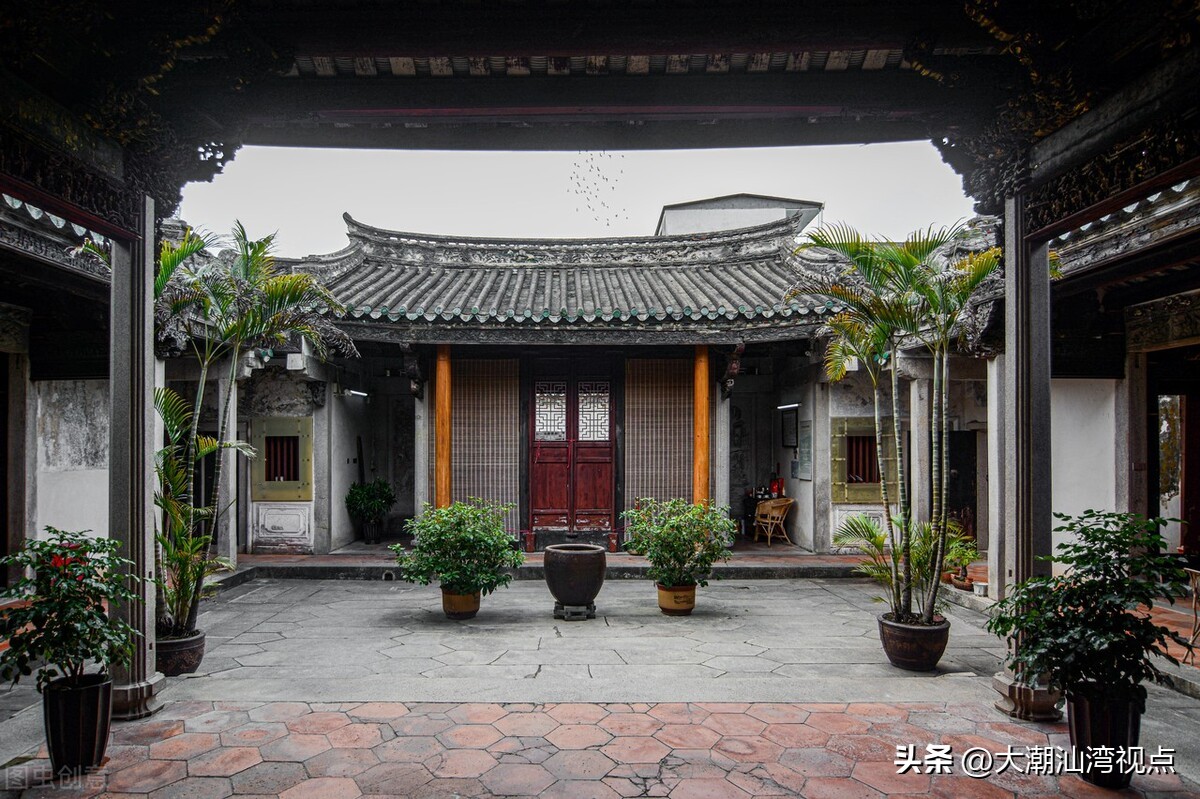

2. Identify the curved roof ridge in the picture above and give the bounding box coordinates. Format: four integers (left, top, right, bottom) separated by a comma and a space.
340, 210, 807, 249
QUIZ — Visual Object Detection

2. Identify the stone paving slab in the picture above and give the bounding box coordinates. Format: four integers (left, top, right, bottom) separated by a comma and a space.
3, 578, 1200, 797
164, 579, 1004, 706
3, 699, 1198, 798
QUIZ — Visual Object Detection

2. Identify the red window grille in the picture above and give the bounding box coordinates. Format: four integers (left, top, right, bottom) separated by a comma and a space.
264, 436, 300, 482
846, 435, 880, 484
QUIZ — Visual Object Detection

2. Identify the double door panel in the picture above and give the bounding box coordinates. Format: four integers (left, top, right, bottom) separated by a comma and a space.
531, 376, 613, 532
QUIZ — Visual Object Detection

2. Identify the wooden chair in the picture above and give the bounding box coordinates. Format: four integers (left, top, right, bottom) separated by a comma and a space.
753, 498, 795, 547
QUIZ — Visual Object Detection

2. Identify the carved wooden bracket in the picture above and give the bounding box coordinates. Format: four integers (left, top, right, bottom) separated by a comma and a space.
718, 343, 745, 400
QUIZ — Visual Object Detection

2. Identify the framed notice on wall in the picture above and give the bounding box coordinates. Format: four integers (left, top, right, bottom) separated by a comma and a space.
781, 408, 798, 448
796, 420, 813, 480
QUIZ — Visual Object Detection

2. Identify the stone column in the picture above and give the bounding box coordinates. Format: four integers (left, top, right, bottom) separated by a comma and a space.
215, 369, 238, 565
993, 193, 1059, 721
909, 378, 932, 523
986, 357, 1006, 600
1116, 353, 1148, 516
693, 345, 711, 503
110, 196, 163, 720
413, 386, 430, 513
0, 303, 32, 587
435, 345, 451, 508
712, 378, 730, 510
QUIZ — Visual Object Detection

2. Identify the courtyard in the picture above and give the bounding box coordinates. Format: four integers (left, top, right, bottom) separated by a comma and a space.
2, 578, 1199, 797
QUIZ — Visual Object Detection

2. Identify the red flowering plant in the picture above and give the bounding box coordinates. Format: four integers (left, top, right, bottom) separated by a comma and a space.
0, 527, 140, 691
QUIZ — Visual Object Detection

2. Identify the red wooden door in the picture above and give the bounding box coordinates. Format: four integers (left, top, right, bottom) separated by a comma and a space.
531, 376, 614, 532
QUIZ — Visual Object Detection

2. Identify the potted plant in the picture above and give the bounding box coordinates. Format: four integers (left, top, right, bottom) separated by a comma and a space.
834, 517, 957, 669
153, 387, 241, 675
788, 223, 1000, 670
391, 500, 524, 619
139, 224, 356, 673
346, 478, 397, 544
946, 536, 979, 591
622, 498, 734, 616
987, 510, 1194, 790
0, 527, 140, 774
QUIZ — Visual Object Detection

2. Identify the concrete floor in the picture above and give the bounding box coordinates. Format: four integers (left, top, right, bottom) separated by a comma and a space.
1, 578, 1198, 797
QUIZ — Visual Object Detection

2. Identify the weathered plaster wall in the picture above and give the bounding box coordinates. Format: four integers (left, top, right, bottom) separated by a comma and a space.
34, 380, 109, 537
1051, 378, 1118, 573
242, 369, 322, 554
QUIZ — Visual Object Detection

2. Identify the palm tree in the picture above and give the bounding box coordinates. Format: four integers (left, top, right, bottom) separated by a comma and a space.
158, 222, 358, 633
788, 223, 999, 622
901, 242, 1001, 620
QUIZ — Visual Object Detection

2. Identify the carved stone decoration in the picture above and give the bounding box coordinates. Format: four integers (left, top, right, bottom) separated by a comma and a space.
402, 352, 425, 399
719, 343, 745, 399
0, 215, 110, 279
0, 301, 33, 353
1126, 291, 1200, 352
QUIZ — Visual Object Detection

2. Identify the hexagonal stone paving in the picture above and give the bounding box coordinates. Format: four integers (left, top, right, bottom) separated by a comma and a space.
8, 698, 1197, 797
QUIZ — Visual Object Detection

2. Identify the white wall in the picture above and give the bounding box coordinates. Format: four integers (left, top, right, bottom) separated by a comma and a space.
1051, 378, 1118, 570
34, 380, 109, 537
776, 379, 815, 550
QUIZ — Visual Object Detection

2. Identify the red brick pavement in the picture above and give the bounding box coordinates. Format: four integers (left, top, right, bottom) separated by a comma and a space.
4, 700, 1197, 798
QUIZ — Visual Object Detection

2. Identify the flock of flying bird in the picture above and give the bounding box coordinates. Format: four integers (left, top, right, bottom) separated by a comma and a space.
567, 150, 631, 229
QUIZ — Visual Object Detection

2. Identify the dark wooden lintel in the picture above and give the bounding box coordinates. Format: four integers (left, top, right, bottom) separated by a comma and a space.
335, 320, 816, 347
1029, 47, 1200, 189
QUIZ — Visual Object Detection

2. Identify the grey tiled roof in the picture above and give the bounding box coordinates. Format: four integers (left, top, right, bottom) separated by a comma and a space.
288, 213, 842, 341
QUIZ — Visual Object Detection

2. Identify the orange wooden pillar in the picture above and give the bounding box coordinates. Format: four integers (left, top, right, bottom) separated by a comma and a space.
435, 344, 452, 508
693, 345, 710, 503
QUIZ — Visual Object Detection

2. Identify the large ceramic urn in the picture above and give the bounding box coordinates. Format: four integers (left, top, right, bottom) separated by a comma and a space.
543, 543, 606, 621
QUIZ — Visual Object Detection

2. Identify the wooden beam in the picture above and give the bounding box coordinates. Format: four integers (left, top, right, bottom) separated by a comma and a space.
1029, 47, 1200, 189
242, 71, 984, 122
253, 4, 993, 58
435, 344, 452, 508
244, 116, 932, 152
693, 345, 710, 503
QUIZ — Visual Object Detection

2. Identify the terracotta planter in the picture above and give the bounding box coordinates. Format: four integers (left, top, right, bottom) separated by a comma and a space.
951, 576, 973, 591
43, 674, 112, 774
877, 614, 950, 671
1067, 685, 1145, 790
156, 630, 206, 676
441, 589, 481, 620
544, 543, 606, 620
656, 584, 696, 616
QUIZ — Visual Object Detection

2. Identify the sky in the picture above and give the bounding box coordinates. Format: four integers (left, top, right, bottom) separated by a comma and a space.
179, 140, 976, 257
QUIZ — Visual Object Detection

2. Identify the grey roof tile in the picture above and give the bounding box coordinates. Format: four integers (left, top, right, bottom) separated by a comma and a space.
287, 212, 843, 340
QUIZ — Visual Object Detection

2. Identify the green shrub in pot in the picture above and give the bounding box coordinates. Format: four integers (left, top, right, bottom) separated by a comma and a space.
622, 498, 734, 615
0, 528, 141, 773
391, 499, 524, 619
346, 478, 397, 543
987, 510, 1193, 789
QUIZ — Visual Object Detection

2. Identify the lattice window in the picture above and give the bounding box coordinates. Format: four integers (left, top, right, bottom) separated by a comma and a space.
625, 359, 692, 508
831, 418, 897, 504
534, 380, 567, 441
577, 381, 610, 441
250, 417, 313, 501
453, 360, 521, 530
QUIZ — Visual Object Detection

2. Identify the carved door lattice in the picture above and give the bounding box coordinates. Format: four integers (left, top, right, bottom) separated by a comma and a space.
530, 372, 614, 533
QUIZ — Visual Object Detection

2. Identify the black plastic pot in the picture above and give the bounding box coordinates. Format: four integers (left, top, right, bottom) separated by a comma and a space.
43, 674, 112, 775
156, 630, 207, 676
1067, 684, 1146, 790
544, 543, 606, 620
877, 614, 950, 671
364, 521, 381, 545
